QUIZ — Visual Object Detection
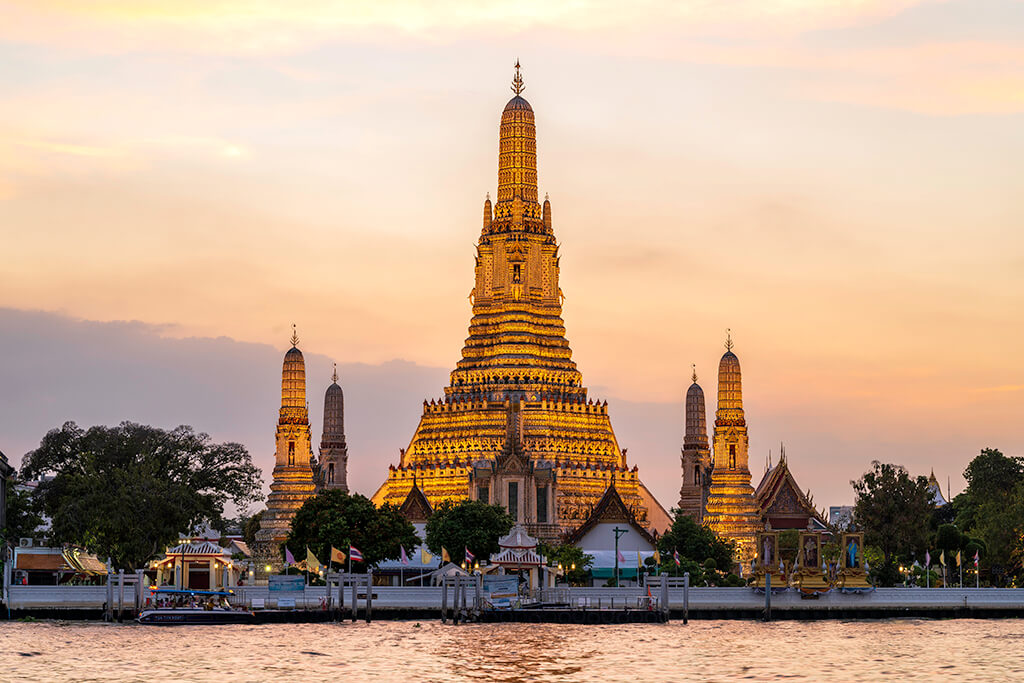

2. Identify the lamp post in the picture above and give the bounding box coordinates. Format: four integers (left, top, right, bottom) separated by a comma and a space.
613, 527, 628, 587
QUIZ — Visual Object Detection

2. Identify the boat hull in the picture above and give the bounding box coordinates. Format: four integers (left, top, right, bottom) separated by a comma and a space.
138, 609, 255, 625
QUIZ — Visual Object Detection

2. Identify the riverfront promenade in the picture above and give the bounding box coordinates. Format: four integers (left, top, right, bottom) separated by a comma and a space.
7, 584, 1024, 620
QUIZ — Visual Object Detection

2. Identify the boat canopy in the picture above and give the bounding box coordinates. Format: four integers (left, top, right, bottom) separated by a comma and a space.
149, 588, 235, 596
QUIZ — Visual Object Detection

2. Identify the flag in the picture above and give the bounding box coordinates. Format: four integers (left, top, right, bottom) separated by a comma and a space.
653, 549, 661, 565
331, 546, 346, 564
925, 550, 931, 566
400, 546, 410, 566
940, 551, 946, 567
974, 550, 979, 567
637, 551, 642, 569
442, 547, 451, 563
956, 551, 962, 567
673, 550, 680, 567
616, 549, 626, 563
349, 545, 364, 562
465, 547, 475, 565
305, 547, 322, 573
421, 547, 432, 565
285, 547, 297, 566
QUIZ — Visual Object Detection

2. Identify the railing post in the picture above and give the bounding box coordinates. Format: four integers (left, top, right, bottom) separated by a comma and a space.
764, 572, 772, 622
136, 569, 144, 615
105, 573, 113, 622
351, 576, 357, 623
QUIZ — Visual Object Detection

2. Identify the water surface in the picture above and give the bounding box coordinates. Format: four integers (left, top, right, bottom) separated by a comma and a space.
2, 619, 1021, 681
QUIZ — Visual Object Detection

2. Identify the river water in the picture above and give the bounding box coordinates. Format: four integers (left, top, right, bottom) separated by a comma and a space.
2, 619, 1022, 681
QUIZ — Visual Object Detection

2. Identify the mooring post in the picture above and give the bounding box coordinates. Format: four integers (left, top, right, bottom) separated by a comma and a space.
351, 576, 357, 623
660, 576, 669, 616
474, 575, 482, 616
136, 569, 144, 616
365, 571, 373, 624
337, 576, 344, 621
117, 570, 125, 622
105, 572, 113, 622
441, 577, 448, 623
683, 572, 690, 625
764, 572, 772, 622
453, 580, 460, 625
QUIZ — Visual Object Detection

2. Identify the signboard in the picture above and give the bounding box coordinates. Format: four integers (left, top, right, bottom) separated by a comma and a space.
268, 575, 305, 592
482, 575, 519, 610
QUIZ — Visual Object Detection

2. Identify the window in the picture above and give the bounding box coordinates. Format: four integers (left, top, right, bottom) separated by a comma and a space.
328, 463, 335, 484
536, 485, 548, 524
729, 444, 736, 469
508, 482, 519, 522
288, 441, 295, 466
512, 263, 522, 283
693, 465, 700, 486
477, 486, 489, 504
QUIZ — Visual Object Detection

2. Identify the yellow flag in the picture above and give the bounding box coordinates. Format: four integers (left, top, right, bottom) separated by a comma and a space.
940, 551, 946, 567
306, 547, 322, 573
421, 547, 432, 565
330, 546, 346, 564
653, 550, 661, 565
956, 551, 962, 567
442, 547, 451, 563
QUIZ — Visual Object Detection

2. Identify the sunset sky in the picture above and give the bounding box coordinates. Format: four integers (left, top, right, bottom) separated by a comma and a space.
1, 0, 1022, 511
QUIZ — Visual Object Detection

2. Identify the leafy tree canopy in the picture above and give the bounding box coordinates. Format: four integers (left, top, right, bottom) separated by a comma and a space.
242, 510, 264, 547
539, 542, 593, 586
656, 510, 734, 572
1, 475, 44, 544
424, 499, 513, 562
285, 490, 419, 573
851, 461, 933, 585
21, 421, 262, 570
953, 449, 1024, 580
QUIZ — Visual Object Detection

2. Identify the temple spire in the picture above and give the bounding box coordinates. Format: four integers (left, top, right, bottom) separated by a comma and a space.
332, 362, 338, 384
691, 364, 698, 384
725, 328, 733, 351
290, 323, 299, 348
511, 59, 524, 95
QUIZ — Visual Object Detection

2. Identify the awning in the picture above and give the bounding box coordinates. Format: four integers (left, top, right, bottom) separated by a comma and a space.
16, 553, 67, 571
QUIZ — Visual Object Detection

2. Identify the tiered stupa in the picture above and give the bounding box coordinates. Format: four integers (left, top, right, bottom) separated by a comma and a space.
704, 332, 761, 562
372, 63, 670, 541
255, 326, 317, 572
318, 364, 349, 491
678, 365, 711, 521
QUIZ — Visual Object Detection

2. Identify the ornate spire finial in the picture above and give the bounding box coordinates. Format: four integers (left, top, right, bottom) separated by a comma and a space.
290, 323, 299, 347
691, 364, 698, 384
332, 362, 338, 384
725, 328, 734, 351
511, 59, 525, 95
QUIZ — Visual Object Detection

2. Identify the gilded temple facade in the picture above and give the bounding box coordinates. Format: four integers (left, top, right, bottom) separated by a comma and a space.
704, 334, 761, 562
372, 65, 670, 542
678, 367, 711, 522
255, 329, 318, 573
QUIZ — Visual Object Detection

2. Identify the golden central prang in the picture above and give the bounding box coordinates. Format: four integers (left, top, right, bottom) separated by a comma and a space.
372, 65, 668, 541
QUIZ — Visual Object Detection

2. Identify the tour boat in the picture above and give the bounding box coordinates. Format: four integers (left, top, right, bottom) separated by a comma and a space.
137, 588, 255, 625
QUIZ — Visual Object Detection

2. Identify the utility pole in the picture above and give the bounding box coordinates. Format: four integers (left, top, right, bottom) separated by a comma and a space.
613, 527, 628, 587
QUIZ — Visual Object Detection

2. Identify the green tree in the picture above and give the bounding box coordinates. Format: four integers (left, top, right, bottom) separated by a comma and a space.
424, 499, 513, 563
851, 461, 933, 586
953, 449, 1024, 583
285, 490, 419, 572
21, 421, 262, 570
1, 476, 44, 544
656, 510, 734, 575
539, 542, 594, 586
935, 524, 962, 553
241, 510, 264, 547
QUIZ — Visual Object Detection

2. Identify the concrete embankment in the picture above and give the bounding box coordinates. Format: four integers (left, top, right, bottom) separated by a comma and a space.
5, 586, 1024, 621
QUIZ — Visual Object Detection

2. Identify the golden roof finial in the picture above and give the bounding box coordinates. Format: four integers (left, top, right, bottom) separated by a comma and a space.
511, 59, 525, 95
332, 362, 338, 384
725, 328, 734, 351
290, 323, 299, 348
691, 364, 698, 384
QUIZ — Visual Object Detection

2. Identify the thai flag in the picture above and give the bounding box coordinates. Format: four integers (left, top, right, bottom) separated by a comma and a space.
400, 546, 410, 566
465, 547, 475, 564
673, 550, 681, 567
350, 545, 364, 562
974, 551, 979, 568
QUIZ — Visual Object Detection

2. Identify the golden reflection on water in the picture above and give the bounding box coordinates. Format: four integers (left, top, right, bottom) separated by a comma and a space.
2, 619, 1023, 682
